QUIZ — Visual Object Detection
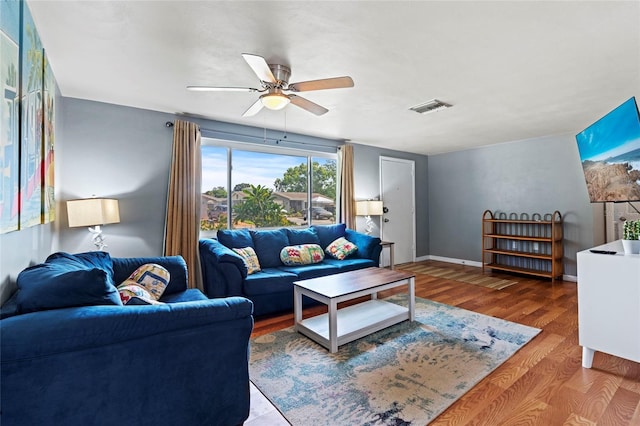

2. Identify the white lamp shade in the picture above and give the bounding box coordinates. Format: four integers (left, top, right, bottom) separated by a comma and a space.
356, 200, 384, 216
67, 198, 120, 227
260, 93, 290, 110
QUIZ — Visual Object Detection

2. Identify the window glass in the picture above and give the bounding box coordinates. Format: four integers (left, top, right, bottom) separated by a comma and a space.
232, 150, 306, 229
201, 142, 337, 234
309, 157, 336, 224
201, 145, 229, 231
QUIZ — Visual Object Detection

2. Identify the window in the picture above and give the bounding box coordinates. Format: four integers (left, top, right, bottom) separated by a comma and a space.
201, 140, 337, 234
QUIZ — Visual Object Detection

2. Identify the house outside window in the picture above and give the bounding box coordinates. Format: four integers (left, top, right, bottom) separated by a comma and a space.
201, 140, 337, 236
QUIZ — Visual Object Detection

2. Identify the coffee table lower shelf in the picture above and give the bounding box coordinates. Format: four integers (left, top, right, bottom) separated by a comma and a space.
296, 299, 409, 352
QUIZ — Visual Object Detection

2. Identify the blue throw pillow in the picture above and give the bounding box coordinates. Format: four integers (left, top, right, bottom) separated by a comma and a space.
286, 228, 321, 246
216, 229, 254, 249
251, 229, 290, 268
312, 224, 347, 249
46, 251, 114, 277
16, 262, 122, 313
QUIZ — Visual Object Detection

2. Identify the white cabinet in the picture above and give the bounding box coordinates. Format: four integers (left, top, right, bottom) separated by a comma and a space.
577, 240, 640, 368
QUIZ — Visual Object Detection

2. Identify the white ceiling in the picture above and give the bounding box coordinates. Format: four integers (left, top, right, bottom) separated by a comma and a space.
27, 1, 640, 155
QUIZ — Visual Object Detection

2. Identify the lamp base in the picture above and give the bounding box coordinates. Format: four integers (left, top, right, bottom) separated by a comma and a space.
364, 215, 374, 235
88, 225, 108, 251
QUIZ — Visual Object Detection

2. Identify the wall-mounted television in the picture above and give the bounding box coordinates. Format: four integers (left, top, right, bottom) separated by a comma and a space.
576, 96, 640, 202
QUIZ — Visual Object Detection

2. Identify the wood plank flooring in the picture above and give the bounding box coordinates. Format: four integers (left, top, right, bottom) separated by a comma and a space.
250, 260, 640, 425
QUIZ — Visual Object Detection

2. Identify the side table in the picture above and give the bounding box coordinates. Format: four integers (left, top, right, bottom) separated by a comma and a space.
380, 241, 395, 269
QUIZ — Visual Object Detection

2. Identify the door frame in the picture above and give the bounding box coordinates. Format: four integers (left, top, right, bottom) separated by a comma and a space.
379, 156, 416, 264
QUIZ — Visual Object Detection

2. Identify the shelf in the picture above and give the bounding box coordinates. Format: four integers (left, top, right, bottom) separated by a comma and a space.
482, 210, 563, 281
484, 263, 560, 279
484, 234, 555, 242
484, 219, 560, 225
483, 248, 552, 260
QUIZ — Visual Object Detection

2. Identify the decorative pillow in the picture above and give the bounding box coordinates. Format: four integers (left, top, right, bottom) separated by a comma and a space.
16, 262, 122, 313
232, 247, 261, 274
280, 244, 325, 266
325, 237, 358, 260
117, 263, 170, 305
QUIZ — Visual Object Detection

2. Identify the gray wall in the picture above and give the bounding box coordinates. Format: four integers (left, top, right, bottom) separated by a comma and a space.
428, 134, 594, 276
58, 98, 175, 258
352, 144, 429, 258
2, 97, 592, 306
0, 224, 56, 305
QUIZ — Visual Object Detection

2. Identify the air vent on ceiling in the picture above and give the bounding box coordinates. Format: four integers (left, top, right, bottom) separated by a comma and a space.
409, 99, 452, 114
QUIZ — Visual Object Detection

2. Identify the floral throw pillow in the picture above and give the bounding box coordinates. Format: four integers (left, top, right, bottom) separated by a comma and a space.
280, 244, 325, 266
233, 247, 261, 274
117, 263, 170, 305
325, 237, 358, 260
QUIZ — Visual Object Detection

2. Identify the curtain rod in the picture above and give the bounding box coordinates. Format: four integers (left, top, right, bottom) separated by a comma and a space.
165, 121, 344, 150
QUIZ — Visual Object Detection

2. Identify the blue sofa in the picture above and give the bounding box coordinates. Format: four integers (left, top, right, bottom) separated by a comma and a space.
0, 252, 253, 426
200, 224, 382, 316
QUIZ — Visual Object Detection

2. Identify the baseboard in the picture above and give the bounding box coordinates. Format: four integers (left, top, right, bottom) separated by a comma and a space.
418, 255, 578, 283
426, 255, 483, 268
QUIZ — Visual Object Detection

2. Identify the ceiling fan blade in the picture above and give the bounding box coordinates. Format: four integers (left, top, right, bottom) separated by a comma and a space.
242, 99, 265, 117
242, 53, 277, 84
288, 76, 354, 92
289, 95, 329, 116
186, 86, 258, 92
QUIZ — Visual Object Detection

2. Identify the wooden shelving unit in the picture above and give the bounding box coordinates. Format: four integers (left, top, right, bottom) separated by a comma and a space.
482, 210, 564, 280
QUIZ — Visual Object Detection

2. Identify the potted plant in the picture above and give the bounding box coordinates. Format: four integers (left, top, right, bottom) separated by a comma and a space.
622, 219, 640, 254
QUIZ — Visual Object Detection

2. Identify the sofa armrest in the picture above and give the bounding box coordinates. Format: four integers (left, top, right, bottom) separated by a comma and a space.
1, 297, 253, 360
199, 238, 247, 298
111, 255, 188, 295
346, 229, 382, 263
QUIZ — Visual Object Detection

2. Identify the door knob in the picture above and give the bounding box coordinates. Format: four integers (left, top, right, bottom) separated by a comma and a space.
383, 207, 389, 213
384, 218, 390, 222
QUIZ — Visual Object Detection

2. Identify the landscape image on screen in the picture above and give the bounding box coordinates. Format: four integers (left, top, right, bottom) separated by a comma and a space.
576, 97, 640, 202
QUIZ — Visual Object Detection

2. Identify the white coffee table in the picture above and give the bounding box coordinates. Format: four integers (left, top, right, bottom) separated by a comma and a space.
293, 267, 415, 353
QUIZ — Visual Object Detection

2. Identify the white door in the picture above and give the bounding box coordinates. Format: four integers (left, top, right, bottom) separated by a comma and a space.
380, 156, 415, 266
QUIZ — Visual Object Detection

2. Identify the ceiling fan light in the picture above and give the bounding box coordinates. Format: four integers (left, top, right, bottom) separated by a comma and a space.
261, 93, 290, 110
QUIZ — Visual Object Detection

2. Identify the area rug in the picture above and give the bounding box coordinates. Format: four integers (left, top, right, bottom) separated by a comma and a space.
398, 263, 518, 290
250, 295, 540, 425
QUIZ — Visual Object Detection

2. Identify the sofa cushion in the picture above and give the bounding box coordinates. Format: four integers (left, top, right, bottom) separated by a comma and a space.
251, 229, 289, 268
312, 224, 346, 249
117, 263, 170, 305
232, 247, 261, 274
278, 262, 340, 280
243, 268, 298, 296
160, 288, 208, 303
217, 228, 254, 249
16, 262, 122, 313
322, 258, 377, 271
286, 228, 321, 245
280, 244, 325, 266
326, 237, 358, 260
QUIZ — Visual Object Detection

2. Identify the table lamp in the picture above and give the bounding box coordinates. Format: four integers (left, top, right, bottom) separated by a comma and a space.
67, 198, 120, 250
356, 200, 384, 235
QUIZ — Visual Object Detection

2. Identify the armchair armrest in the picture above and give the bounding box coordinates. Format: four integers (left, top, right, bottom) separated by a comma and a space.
199, 238, 248, 298
346, 229, 382, 263
111, 255, 188, 295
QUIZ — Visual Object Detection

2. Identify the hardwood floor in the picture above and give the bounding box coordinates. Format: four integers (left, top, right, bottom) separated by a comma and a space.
251, 260, 640, 425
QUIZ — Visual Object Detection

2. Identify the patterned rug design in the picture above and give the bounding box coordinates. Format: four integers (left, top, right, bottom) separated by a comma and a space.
250, 296, 540, 425
398, 263, 519, 290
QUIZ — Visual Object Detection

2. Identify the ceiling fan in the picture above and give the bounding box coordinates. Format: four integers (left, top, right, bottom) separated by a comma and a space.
187, 53, 354, 117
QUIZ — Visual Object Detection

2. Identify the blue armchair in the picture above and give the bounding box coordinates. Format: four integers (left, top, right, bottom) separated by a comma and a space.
1, 253, 253, 426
